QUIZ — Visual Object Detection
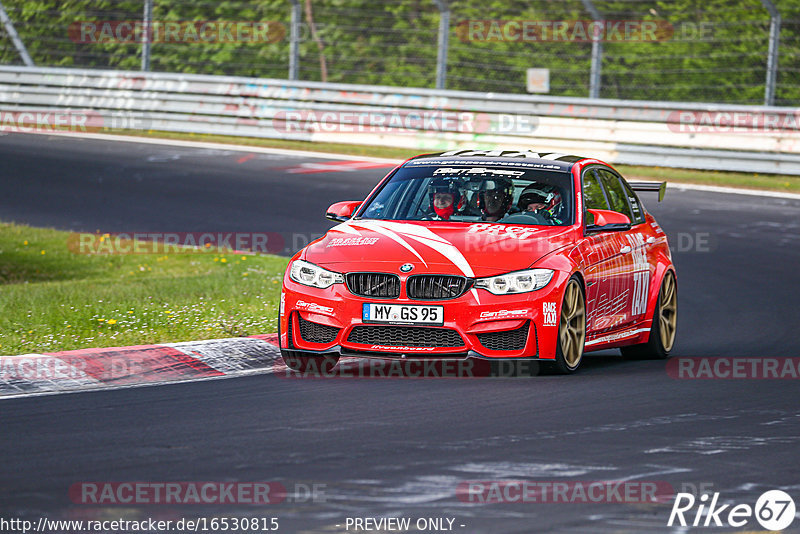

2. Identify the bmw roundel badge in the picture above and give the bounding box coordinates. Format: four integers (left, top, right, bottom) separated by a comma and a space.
400, 263, 414, 273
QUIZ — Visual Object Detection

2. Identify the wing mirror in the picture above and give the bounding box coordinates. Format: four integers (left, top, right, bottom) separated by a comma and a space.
586, 209, 631, 233
326, 201, 361, 222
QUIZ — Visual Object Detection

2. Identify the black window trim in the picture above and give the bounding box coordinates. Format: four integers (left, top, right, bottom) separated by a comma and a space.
619, 176, 647, 225
356, 163, 577, 226
580, 165, 611, 223
353, 165, 402, 220
599, 166, 646, 226
594, 166, 642, 226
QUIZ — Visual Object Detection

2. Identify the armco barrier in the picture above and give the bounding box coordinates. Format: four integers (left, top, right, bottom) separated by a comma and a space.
1, 65, 799, 174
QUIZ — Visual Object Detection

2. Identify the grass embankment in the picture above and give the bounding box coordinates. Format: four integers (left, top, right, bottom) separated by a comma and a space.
0, 222, 288, 355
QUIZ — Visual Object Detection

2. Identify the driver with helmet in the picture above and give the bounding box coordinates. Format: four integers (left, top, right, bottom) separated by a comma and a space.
517, 184, 563, 224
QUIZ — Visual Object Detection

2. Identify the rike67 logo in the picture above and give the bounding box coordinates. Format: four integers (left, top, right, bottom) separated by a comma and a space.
668, 490, 795, 530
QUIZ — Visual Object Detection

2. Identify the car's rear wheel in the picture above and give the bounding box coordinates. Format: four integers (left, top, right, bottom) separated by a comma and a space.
552, 276, 586, 374
281, 350, 340, 374
621, 271, 677, 360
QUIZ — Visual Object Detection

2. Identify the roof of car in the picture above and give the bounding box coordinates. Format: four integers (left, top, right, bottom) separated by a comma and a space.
405, 150, 585, 173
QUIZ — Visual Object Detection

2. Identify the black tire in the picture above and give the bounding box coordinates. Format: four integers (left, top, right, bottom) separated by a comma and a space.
621, 271, 677, 360
551, 276, 586, 374
281, 350, 340, 374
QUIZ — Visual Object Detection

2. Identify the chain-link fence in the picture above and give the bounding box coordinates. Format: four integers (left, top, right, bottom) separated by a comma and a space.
1, 0, 798, 105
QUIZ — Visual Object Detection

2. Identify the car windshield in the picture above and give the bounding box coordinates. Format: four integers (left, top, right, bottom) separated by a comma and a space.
358, 162, 574, 226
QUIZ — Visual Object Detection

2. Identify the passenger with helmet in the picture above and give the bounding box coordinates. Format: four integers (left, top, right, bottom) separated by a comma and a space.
477, 178, 514, 222
424, 178, 464, 221
517, 184, 564, 224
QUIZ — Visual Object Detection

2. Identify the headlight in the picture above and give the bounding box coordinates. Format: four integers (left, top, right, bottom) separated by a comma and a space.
289, 260, 344, 289
474, 269, 554, 295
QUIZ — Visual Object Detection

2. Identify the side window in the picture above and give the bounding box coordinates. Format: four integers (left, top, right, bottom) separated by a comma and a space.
621, 179, 646, 224
582, 170, 609, 211
596, 169, 633, 221
582, 170, 609, 226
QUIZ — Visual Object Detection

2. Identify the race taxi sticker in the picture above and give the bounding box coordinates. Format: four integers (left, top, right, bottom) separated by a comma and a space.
627, 233, 650, 317
542, 302, 558, 326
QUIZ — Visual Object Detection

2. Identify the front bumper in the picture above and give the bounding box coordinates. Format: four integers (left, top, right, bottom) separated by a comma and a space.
279, 270, 570, 360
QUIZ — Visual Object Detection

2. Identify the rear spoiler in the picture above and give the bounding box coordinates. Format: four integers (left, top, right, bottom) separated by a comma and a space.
628, 181, 667, 202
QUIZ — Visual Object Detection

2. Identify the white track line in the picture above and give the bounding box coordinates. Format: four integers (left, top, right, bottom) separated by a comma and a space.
19, 130, 800, 200
20, 130, 402, 163
669, 182, 800, 200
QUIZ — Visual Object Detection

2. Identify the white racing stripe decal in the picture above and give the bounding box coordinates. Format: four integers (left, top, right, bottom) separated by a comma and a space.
349, 220, 481, 304
330, 222, 363, 236
349, 221, 429, 267
585, 328, 651, 346
354, 221, 474, 276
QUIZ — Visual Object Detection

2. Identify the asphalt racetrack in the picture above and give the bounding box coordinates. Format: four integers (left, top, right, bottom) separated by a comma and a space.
1, 133, 799, 533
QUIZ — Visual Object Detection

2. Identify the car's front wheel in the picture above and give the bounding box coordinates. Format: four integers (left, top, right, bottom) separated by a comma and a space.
281, 350, 340, 374
621, 271, 677, 360
552, 276, 586, 374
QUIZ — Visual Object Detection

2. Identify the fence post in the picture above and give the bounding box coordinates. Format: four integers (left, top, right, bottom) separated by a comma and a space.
580, 0, 603, 99
289, 0, 300, 80
141, 0, 153, 71
434, 0, 449, 90
0, 0, 34, 66
760, 0, 780, 106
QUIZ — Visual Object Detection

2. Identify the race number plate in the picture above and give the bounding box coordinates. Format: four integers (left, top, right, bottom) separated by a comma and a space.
362, 303, 444, 325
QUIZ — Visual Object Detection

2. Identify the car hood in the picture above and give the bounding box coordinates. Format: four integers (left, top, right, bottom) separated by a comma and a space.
303, 220, 575, 278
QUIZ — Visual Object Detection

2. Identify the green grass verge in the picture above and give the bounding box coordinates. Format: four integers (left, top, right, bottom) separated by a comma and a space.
0, 222, 288, 355
617, 165, 800, 194
111, 129, 800, 193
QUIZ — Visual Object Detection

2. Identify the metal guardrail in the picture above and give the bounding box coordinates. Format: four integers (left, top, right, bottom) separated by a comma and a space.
1, 65, 799, 175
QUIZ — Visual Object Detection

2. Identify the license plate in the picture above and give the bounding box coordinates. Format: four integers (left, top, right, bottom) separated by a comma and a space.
362, 303, 444, 325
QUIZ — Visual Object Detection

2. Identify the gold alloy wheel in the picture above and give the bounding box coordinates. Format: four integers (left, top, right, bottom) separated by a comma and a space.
560, 280, 586, 369
658, 273, 678, 352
